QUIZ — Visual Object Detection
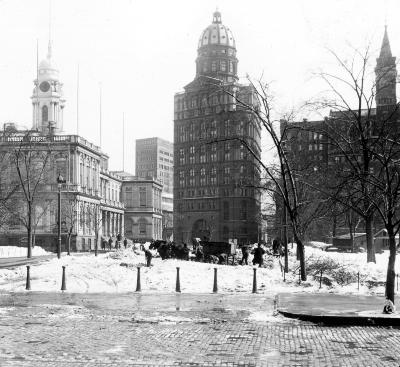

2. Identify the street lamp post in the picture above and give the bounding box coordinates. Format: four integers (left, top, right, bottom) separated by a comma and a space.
57, 174, 66, 259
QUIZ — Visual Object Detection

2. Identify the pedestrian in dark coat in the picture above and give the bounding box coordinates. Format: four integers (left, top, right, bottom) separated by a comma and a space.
124, 238, 128, 249
241, 245, 249, 265
252, 243, 265, 267
182, 243, 190, 261
144, 248, 153, 267
108, 237, 113, 251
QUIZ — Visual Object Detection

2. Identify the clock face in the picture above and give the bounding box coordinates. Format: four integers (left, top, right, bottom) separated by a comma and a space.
39, 81, 50, 92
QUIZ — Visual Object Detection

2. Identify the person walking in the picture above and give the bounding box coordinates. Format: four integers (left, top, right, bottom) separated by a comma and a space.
252, 243, 265, 267
144, 248, 153, 267
124, 238, 128, 249
241, 245, 249, 265
108, 237, 113, 251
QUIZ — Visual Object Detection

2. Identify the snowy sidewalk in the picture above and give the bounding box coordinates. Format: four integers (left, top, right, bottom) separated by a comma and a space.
277, 293, 400, 326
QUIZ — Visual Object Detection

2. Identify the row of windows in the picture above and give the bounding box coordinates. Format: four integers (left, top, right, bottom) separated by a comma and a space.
159, 149, 173, 157
159, 157, 173, 163
199, 59, 236, 74
176, 187, 254, 198
159, 164, 172, 170
175, 93, 235, 111
176, 122, 260, 143
176, 200, 248, 220
178, 150, 248, 165
198, 48, 235, 57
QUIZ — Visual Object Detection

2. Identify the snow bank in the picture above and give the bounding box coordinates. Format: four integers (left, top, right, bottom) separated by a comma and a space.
0, 245, 397, 295
0, 246, 50, 258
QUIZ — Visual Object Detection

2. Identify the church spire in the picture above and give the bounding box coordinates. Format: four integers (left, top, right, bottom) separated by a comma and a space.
379, 25, 392, 59
375, 25, 397, 115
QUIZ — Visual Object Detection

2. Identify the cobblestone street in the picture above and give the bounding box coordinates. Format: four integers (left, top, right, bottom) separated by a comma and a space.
0, 292, 399, 366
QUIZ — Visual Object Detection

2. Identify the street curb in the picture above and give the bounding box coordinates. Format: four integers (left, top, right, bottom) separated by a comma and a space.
277, 309, 400, 326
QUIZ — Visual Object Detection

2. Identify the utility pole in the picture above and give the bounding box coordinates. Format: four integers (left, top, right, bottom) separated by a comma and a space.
57, 174, 66, 259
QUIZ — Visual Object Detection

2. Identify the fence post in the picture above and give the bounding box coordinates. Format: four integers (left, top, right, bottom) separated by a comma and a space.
298, 268, 301, 284
136, 267, 141, 292
176, 267, 181, 293
213, 268, 218, 293
61, 266, 67, 291
252, 268, 257, 293
319, 269, 323, 289
357, 271, 360, 291
25, 265, 31, 291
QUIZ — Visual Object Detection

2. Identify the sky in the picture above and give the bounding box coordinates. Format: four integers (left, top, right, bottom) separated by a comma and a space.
0, 0, 397, 173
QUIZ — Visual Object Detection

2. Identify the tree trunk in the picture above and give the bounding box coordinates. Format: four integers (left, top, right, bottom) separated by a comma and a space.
67, 233, 71, 256
332, 215, 337, 239
385, 227, 396, 305
294, 235, 306, 281
27, 203, 32, 259
365, 214, 376, 263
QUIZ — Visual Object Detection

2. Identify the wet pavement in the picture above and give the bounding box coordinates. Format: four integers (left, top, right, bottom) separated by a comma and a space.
277, 293, 400, 325
0, 292, 399, 366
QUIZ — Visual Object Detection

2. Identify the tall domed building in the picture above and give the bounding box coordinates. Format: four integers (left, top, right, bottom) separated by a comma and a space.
173, 11, 261, 245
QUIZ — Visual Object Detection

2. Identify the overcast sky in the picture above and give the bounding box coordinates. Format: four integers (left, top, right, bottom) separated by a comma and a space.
0, 0, 397, 173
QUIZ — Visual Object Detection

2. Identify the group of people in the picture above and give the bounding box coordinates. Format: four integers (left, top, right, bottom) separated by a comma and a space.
101, 233, 128, 251
240, 243, 266, 267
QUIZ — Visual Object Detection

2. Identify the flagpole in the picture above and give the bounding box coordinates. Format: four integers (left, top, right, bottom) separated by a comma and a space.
122, 113, 125, 172
76, 63, 80, 135
36, 39, 39, 130
99, 83, 102, 148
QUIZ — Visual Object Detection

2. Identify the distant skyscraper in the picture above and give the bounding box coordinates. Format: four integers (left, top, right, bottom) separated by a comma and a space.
135, 137, 173, 194
135, 137, 174, 240
173, 11, 261, 245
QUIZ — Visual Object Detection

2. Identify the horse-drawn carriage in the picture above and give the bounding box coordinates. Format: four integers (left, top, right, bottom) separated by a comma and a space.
197, 240, 237, 264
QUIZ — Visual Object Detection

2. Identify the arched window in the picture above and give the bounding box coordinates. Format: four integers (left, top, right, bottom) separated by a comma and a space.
42, 105, 48, 122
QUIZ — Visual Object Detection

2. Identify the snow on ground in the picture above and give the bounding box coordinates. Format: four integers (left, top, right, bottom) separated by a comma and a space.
0, 245, 398, 295
0, 246, 50, 258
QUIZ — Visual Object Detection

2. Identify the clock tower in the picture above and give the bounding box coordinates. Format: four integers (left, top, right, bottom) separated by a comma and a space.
31, 41, 66, 134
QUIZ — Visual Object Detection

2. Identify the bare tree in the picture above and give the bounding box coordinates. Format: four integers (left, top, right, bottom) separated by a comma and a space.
307, 44, 400, 263
200, 76, 324, 281
2, 131, 52, 258
87, 203, 103, 256
61, 197, 78, 255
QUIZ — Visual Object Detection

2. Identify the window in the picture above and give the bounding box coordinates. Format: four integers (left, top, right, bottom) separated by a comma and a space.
139, 221, 146, 235
42, 105, 48, 122
229, 61, 233, 73
211, 61, 217, 71
221, 60, 226, 72
139, 188, 146, 207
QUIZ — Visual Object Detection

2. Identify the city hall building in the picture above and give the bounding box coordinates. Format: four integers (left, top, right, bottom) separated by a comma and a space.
0, 41, 124, 251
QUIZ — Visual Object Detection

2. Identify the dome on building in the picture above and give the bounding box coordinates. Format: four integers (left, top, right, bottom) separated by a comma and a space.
38, 41, 59, 78
198, 10, 236, 49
